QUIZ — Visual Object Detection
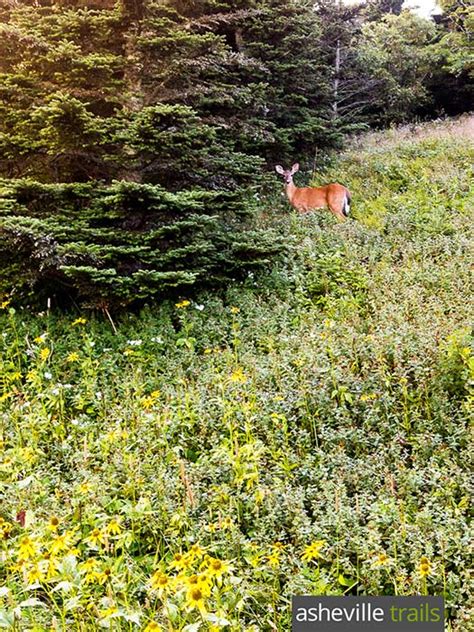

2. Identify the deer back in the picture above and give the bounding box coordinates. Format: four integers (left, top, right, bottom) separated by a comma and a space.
288, 185, 330, 213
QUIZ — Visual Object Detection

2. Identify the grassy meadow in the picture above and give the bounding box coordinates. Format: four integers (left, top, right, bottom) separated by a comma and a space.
0, 116, 473, 631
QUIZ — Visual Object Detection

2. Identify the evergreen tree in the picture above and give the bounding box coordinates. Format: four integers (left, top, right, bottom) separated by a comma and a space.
427, 0, 473, 115
0, 0, 125, 180
356, 12, 438, 125
314, 0, 372, 131
0, 0, 281, 307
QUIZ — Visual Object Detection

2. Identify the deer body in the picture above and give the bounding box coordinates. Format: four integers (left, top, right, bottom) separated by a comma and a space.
276, 164, 351, 222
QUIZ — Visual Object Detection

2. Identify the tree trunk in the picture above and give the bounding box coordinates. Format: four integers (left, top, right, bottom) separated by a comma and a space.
332, 38, 341, 117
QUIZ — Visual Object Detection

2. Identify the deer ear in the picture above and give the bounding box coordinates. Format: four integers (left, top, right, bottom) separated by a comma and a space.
291, 163, 300, 174
275, 165, 285, 175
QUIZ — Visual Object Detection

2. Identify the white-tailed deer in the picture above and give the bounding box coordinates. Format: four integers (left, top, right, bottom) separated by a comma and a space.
275, 163, 351, 221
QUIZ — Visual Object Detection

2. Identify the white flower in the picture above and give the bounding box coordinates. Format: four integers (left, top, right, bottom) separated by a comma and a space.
151, 336, 163, 344
127, 339, 142, 346
194, 304, 205, 311
44, 372, 52, 380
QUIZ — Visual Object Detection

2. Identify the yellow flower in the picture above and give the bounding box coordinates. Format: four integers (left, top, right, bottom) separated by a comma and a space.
189, 544, 205, 559
39, 347, 50, 361
203, 348, 213, 354
360, 392, 378, 402
95, 568, 112, 585
80, 558, 99, 573
230, 367, 247, 384
267, 551, 281, 568
47, 516, 60, 532
85, 528, 106, 547
77, 481, 92, 494
204, 557, 230, 579
43, 554, 60, 580
372, 552, 390, 567
18, 536, 38, 561
230, 306, 240, 314
99, 606, 118, 619
150, 571, 173, 596
26, 563, 45, 584
144, 623, 162, 632
106, 519, 122, 536
418, 556, 432, 578
302, 540, 326, 563
183, 572, 211, 591
71, 317, 87, 326
0, 519, 13, 538
185, 585, 208, 613
271, 542, 285, 550
175, 300, 191, 309
0, 299, 11, 309
49, 530, 77, 556
66, 352, 80, 362
34, 333, 47, 344
168, 552, 191, 571
141, 397, 154, 410
84, 571, 101, 584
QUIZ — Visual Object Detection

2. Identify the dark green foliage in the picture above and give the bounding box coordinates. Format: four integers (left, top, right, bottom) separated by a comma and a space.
138, 0, 340, 162
0, 0, 287, 306
0, 178, 280, 305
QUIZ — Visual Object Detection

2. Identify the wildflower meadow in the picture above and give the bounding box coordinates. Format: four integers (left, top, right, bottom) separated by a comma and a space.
0, 117, 472, 630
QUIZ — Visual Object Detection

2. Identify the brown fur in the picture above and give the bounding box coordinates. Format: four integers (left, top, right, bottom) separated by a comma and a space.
276, 164, 351, 222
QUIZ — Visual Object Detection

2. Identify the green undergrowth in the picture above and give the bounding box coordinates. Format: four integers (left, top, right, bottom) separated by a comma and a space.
0, 116, 472, 631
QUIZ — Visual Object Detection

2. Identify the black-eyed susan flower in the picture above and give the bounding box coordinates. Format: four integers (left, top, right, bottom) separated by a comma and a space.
205, 557, 230, 580
301, 540, 326, 563
49, 529, 77, 556
106, 519, 122, 536
47, 516, 60, 532
418, 557, 432, 578
18, 536, 38, 561
230, 367, 247, 384
80, 558, 98, 572
150, 571, 173, 597
189, 544, 205, 559
371, 552, 391, 567
85, 527, 106, 548
267, 550, 281, 568
96, 568, 112, 585
185, 585, 209, 613
220, 517, 233, 530
26, 563, 45, 584
168, 552, 191, 571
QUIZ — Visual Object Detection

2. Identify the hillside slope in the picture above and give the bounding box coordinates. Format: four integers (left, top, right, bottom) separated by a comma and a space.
0, 116, 472, 631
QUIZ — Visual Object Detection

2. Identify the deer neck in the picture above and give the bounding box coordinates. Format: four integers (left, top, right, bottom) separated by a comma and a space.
285, 180, 297, 204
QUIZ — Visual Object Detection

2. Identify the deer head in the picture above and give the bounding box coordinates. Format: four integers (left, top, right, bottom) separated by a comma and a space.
275, 163, 299, 185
